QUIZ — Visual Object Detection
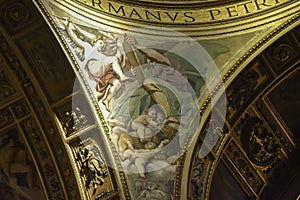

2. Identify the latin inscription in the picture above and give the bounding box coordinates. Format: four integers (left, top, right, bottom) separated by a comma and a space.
75, 0, 285, 23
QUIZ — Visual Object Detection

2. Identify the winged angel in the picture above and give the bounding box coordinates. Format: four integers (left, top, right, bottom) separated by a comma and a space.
59, 18, 132, 111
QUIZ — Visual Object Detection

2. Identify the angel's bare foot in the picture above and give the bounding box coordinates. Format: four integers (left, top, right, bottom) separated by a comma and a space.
162, 139, 170, 145
112, 126, 128, 133
108, 119, 125, 127
165, 116, 179, 124
167, 155, 178, 164
102, 100, 110, 112
120, 76, 134, 82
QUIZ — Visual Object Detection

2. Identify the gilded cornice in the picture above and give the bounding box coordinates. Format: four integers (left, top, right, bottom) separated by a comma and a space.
45, 0, 299, 37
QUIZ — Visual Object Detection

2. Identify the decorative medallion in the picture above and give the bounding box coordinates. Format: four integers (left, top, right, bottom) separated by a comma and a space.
6, 3, 29, 24
0, 0, 37, 34
273, 44, 292, 62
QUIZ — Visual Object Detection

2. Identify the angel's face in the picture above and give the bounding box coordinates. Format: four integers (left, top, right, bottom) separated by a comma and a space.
95, 38, 119, 56
155, 112, 165, 124
147, 109, 157, 119
145, 142, 156, 149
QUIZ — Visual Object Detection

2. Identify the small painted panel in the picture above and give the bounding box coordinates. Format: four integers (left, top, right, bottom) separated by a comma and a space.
0, 126, 46, 200
55, 92, 95, 138
69, 133, 116, 199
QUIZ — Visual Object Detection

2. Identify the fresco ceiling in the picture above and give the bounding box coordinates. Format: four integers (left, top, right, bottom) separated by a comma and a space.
0, 0, 299, 199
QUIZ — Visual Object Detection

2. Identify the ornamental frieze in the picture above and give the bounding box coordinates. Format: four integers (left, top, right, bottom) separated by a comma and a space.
74, 0, 290, 23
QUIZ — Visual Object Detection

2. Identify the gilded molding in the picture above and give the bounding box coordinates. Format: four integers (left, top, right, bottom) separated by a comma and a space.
52, 0, 299, 37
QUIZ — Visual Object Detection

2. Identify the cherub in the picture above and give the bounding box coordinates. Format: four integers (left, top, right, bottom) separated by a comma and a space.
120, 138, 170, 178
131, 105, 166, 143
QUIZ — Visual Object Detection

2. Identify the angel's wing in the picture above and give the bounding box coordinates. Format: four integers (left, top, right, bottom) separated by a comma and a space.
71, 23, 96, 46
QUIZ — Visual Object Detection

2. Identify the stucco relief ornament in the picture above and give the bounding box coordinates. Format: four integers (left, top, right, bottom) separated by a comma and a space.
240, 115, 281, 167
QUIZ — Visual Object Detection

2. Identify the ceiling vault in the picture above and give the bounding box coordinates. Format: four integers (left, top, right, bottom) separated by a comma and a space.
0, 0, 299, 199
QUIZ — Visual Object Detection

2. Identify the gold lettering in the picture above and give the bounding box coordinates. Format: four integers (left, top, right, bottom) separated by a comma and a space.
164, 12, 179, 22
226, 6, 238, 17
108, 3, 126, 16
145, 10, 161, 21
184, 12, 196, 23
81, 0, 286, 24
208, 9, 221, 20
129, 8, 142, 19
237, 1, 252, 13
91, 0, 103, 10
254, 0, 272, 10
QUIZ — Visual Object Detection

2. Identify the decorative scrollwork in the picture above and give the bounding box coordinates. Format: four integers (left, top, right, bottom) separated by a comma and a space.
75, 140, 108, 196
0, 70, 16, 102
11, 98, 30, 119
239, 114, 281, 167
0, 107, 14, 129
226, 141, 264, 193
255, 100, 294, 153
134, 180, 172, 200
190, 155, 207, 199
